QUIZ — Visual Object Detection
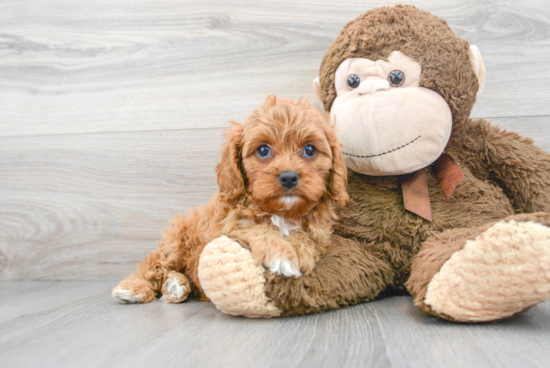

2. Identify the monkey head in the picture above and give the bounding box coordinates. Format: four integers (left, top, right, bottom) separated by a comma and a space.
313, 5, 486, 176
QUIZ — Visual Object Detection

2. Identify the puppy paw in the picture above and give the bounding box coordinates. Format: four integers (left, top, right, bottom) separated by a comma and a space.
267, 257, 302, 277
297, 252, 317, 276
112, 277, 156, 304
259, 242, 302, 278
160, 271, 191, 303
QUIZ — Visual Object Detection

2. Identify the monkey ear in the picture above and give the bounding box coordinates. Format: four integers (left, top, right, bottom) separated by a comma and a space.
468, 45, 486, 96
216, 123, 246, 202
313, 77, 322, 104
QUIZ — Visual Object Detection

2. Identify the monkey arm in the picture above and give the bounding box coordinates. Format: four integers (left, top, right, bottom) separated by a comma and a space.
264, 235, 394, 316
449, 118, 550, 213
198, 234, 394, 317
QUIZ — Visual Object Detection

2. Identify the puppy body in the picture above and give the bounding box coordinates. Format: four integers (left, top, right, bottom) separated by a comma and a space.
112, 96, 348, 304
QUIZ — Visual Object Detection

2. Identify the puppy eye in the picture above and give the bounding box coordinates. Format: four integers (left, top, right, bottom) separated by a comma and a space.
388, 70, 405, 87
256, 144, 272, 159
347, 74, 360, 89
303, 144, 317, 158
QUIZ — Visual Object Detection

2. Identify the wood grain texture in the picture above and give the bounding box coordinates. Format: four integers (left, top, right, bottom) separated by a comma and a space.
370, 297, 550, 368
0, 0, 549, 137
0, 0, 550, 281
0, 129, 224, 280
2, 2, 550, 366
1, 282, 550, 368
2, 120, 550, 280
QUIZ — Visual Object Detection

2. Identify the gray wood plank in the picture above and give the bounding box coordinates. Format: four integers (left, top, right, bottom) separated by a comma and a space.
0, 280, 113, 323
2, 281, 550, 368
0, 281, 391, 368
370, 297, 550, 368
2, 115, 550, 280
0, 129, 224, 280
116, 301, 392, 368
0, 0, 549, 137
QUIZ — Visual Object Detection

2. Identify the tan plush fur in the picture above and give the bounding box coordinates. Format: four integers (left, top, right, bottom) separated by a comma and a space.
198, 236, 281, 317
112, 96, 348, 303
200, 5, 550, 321
425, 219, 550, 322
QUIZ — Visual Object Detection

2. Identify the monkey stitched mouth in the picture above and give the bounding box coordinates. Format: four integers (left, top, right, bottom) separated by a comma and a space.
342, 135, 421, 158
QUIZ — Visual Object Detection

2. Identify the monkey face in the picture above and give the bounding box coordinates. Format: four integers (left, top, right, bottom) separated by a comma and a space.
325, 51, 452, 176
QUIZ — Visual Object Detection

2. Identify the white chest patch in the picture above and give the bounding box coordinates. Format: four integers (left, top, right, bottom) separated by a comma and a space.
271, 214, 300, 237
280, 196, 300, 210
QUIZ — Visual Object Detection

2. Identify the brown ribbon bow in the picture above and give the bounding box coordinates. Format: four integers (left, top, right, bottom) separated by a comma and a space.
399, 153, 464, 221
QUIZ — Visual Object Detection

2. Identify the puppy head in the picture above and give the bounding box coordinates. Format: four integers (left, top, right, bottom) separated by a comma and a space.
217, 95, 348, 217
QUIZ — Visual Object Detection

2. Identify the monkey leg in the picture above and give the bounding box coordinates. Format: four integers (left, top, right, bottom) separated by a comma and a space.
198, 235, 394, 318
407, 213, 550, 322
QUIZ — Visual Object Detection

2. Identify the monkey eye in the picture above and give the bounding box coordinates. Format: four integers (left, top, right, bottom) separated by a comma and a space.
303, 144, 317, 158
256, 144, 272, 159
347, 74, 361, 89
388, 70, 405, 87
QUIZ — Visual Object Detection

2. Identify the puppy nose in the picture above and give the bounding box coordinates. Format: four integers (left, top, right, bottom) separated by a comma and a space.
278, 171, 299, 189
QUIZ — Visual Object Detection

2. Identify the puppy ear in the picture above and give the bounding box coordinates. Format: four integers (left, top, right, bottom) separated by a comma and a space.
216, 122, 246, 202
326, 119, 349, 206
261, 95, 277, 111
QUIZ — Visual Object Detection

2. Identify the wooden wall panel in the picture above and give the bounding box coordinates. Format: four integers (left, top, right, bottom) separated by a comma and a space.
1, 0, 549, 280
0, 0, 549, 137
0, 129, 223, 279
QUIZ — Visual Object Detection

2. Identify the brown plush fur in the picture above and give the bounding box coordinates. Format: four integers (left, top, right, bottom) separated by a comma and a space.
318, 4, 478, 128
113, 96, 348, 302
261, 5, 550, 319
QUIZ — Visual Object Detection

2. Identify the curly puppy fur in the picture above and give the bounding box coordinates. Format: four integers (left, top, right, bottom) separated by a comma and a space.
112, 96, 348, 303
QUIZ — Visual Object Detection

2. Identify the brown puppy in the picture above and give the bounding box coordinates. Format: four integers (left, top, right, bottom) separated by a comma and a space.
112, 95, 348, 304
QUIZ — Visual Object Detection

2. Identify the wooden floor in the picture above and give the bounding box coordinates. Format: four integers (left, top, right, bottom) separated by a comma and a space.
1, 281, 549, 368
2, 0, 550, 366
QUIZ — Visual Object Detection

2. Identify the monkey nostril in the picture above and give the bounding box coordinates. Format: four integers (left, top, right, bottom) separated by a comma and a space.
278, 171, 300, 189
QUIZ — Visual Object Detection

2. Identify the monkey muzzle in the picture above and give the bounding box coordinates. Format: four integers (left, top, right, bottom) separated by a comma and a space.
331, 87, 452, 176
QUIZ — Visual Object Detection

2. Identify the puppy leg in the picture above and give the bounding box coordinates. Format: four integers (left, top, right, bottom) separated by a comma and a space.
251, 237, 303, 278
113, 215, 189, 303
292, 243, 318, 276
112, 247, 169, 304
161, 271, 192, 303
285, 232, 326, 276
112, 273, 156, 304
231, 227, 303, 277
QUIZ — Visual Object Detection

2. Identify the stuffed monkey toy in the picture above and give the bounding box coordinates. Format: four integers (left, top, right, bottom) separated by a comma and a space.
197, 5, 550, 322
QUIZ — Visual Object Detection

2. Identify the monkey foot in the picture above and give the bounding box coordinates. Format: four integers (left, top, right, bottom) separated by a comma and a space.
198, 236, 281, 318
425, 220, 550, 322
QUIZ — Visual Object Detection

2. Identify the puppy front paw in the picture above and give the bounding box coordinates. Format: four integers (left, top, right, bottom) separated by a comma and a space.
296, 252, 316, 276
253, 241, 302, 278
267, 257, 302, 277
